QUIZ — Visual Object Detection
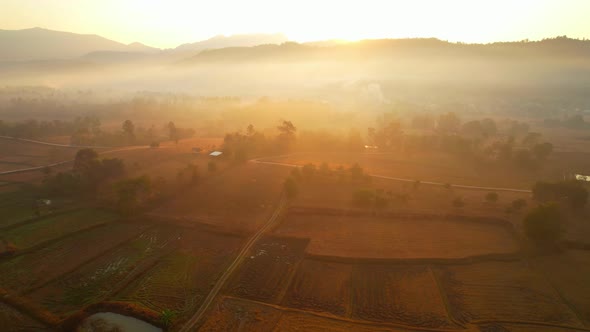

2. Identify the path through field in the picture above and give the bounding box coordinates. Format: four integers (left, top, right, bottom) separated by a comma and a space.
178, 195, 287, 332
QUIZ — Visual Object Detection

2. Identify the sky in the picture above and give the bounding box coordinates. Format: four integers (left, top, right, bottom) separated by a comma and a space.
1, 0, 589, 48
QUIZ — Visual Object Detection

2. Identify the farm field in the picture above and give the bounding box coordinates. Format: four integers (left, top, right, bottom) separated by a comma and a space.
156, 163, 291, 233
115, 228, 244, 324
282, 259, 352, 316
436, 261, 584, 327
226, 236, 309, 303
28, 226, 182, 316
0, 139, 77, 172
531, 250, 590, 326
0, 221, 149, 293
352, 265, 456, 328
274, 214, 518, 259
1, 208, 118, 252
265, 151, 544, 188
0, 302, 50, 332
199, 296, 283, 331
290, 179, 532, 221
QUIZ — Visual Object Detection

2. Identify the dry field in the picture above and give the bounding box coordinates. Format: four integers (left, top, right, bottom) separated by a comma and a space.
352, 265, 456, 328
0, 139, 77, 172
226, 236, 309, 303
291, 180, 532, 221
282, 259, 352, 316
1, 208, 117, 252
274, 214, 518, 259
0, 302, 50, 332
156, 163, 291, 233
0, 222, 148, 293
199, 296, 283, 331
115, 228, 244, 322
28, 226, 182, 316
531, 250, 590, 326
437, 261, 584, 327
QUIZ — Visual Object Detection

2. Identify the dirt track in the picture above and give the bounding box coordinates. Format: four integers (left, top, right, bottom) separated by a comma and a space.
178, 195, 287, 332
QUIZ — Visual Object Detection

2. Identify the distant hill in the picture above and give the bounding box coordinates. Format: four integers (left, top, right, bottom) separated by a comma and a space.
174, 33, 288, 52
181, 37, 590, 63
0, 28, 159, 61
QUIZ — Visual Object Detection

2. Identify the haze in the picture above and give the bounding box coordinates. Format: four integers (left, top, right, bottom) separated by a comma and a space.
2, 0, 590, 48
1, 2, 590, 332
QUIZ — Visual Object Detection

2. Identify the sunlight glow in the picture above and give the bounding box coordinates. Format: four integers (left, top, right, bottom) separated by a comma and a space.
1, 0, 589, 48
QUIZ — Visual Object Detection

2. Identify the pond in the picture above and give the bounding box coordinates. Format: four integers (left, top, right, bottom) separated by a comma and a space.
78, 312, 162, 332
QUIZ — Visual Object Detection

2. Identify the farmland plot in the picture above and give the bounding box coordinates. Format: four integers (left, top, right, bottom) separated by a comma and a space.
352, 265, 456, 328
531, 250, 590, 326
1, 209, 117, 251
437, 261, 583, 327
199, 296, 283, 332
283, 259, 352, 316
0, 302, 50, 332
116, 230, 244, 320
227, 237, 309, 303
275, 214, 518, 259
28, 226, 181, 315
0, 222, 147, 293
275, 311, 421, 332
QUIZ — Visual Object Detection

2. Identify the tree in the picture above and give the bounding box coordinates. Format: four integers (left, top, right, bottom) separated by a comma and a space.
73, 148, 99, 174
168, 121, 178, 144
284, 177, 298, 199
437, 112, 461, 133
532, 142, 553, 160
319, 162, 331, 176
301, 163, 316, 180
523, 203, 562, 250
533, 181, 588, 209
485, 192, 499, 203
353, 189, 375, 207
122, 120, 135, 143
160, 309, 177, 328
114, 175, 152, 215
277, 120, 296, 151
208, 160, 218, 173
350, 163, 364, 181
511, 198, 527, 211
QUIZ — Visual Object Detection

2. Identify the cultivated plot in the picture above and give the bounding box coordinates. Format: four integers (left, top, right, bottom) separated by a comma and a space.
352, 265, 456, 328
275, 214, 518, 259
437, 261, 583, 327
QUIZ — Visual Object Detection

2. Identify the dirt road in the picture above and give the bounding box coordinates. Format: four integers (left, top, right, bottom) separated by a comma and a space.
178, 196, 287, 332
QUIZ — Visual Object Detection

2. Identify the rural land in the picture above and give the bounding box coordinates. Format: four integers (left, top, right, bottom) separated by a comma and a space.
1, 24, 590, 332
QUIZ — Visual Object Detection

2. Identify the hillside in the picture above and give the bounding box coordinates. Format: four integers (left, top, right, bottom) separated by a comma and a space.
0, 28, 158, 61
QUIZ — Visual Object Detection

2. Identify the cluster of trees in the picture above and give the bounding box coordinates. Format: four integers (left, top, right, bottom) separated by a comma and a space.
532, 181, 588, 210
543, 114, 590, 130
0, 117, 195, 147
222, 121, 296, 162
42, 148, 125, 196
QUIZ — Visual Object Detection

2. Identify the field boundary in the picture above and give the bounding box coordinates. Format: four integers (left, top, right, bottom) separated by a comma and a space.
21, 223, 156, 296
303, 252, 522, 266
0, 288, 60, 328
0, 207, 84, 232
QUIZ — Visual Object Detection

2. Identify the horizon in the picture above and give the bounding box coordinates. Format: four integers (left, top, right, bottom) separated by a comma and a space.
2, 0, 590, 49
2, 26, 589, 51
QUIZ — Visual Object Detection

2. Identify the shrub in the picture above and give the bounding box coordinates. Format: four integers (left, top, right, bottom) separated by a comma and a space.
523, 203, 562, 250
159, 309, 177, 328
511, 198, 527, 211
452, 197, 465, 208
353, 189, 375, 207
284, 177, 298, 199
485, 192, 499, 203
301, 163, 316, 179
533, 181, 588, 209
207, 160, 218, 172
